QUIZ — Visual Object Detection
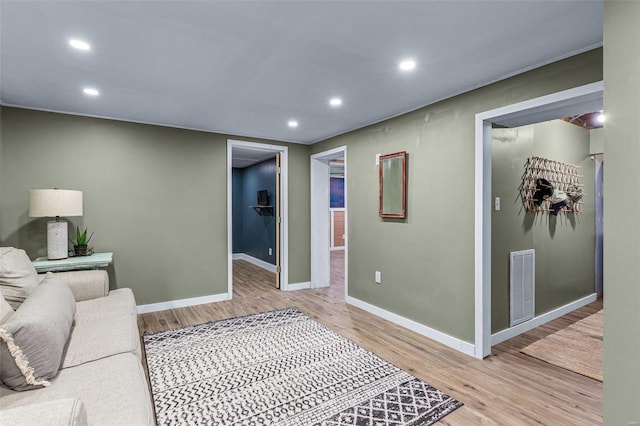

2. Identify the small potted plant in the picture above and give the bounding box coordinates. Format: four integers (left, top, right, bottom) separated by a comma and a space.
70, 226, 94, 257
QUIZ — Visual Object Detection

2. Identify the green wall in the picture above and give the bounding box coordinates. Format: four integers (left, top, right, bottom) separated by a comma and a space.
491, 120, 595, 333
0, 107, 310, 304
603, 1, 640, 423
311, 48, 602, 343
590, 127, 604, 154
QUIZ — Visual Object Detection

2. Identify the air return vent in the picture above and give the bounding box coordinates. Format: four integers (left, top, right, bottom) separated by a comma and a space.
510, 249, 535, 327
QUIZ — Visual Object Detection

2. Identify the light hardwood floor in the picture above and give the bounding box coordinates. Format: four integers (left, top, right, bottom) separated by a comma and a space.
138, 257, 602, 425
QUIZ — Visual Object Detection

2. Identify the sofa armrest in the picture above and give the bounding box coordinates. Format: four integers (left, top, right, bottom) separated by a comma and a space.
0, 398, 87, 426
39, 270, 109, 301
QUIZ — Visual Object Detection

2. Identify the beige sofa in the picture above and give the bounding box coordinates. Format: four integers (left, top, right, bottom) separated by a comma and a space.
0, 267, 154, 425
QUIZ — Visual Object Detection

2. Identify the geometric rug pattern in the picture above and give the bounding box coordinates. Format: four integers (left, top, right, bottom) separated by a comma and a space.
143, 307, 462, 425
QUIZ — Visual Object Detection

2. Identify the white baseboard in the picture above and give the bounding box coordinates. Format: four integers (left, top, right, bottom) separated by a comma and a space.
346, 296, 476, 357
285, 281, 311, 291
491, 293, 598, 345
232, 253, 278, 273
137, 292, 230, 314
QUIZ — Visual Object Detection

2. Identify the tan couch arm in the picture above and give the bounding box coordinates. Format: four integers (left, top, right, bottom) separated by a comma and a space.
0, 398, 88, 426
39, 270, 109, 301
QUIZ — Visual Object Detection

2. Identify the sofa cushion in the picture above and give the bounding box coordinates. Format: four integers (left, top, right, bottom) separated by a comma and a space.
0, 290, 14, 324
61, 288, 141, 368
74, 288, 137, 323
62, 312, 140, 368
0, 398, 88, 426
0, 353, 155, 426
0, 247, 40, 309
0, 274, 75, 391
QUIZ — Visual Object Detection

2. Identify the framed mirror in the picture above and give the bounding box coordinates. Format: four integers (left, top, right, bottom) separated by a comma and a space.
379, 151, 407, 218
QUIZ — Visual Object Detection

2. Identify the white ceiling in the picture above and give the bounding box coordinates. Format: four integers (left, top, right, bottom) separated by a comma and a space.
0, 1, 603, 145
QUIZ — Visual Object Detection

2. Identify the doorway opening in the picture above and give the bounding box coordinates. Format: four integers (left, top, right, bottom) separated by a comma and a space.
474, 81, 603, 359
310, 146, 348, 297
227, 139, 289, 297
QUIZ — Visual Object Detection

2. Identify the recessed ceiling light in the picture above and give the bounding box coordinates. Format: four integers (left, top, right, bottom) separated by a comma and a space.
329, 97, 343, 107
398, 59, 416, 72
69, 39, 91, 51
288, 120, 298, 128
83, 87, 99, 96
597, 113, 605, 123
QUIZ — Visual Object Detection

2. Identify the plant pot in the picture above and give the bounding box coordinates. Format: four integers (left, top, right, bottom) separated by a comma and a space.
74, 244, 89, 257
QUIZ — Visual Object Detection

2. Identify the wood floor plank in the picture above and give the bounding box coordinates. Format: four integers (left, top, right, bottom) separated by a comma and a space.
138, 257, 602, 425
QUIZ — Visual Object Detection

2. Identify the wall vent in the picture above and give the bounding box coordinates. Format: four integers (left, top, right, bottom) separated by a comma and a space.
510, 249, 535, 327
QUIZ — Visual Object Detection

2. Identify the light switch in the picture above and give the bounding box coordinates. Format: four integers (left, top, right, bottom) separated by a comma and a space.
495, 197, 501, 211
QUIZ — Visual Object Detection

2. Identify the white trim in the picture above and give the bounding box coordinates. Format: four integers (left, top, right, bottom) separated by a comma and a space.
232, 253, 278, 273
346, 296, 476, 357
284, 281, 311, 291
491, 293, 598, 345
474, 81, 604, 359
228, 139, 289, 293
310, 146, 347, 290
343, 148, 348, 302
136, 293, 230, 314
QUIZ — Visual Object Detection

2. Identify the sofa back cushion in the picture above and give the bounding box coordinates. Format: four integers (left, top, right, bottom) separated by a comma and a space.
0, 247, 40, 309
0, 290, 14, 324
0, 273, 76, 391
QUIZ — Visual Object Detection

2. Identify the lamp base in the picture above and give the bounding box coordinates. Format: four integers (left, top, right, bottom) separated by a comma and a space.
47, 220, 68, 260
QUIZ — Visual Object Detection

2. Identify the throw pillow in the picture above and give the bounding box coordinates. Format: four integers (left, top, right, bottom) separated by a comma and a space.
0, 247, 40, 309
0, 290, 14, 324
0, 273, 76, 391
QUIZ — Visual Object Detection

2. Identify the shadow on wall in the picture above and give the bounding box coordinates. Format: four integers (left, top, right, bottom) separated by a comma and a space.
2, 215, 119, 288
521, 211, 578, 238
3, 214, 47, 258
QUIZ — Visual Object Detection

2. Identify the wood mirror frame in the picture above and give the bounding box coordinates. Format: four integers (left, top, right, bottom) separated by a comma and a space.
379, 151, 407, 218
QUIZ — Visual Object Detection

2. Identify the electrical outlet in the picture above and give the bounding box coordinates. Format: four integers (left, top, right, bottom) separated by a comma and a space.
268, 248, 272, 256
375, 271, 381, 284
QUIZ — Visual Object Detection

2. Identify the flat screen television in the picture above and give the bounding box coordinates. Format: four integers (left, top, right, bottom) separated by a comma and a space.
257, 190, 269, 206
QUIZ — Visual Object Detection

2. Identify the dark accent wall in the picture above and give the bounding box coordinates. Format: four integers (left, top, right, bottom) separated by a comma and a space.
232, 159, 277, 264
232, 168, 244, 253
330, 177, 345, 208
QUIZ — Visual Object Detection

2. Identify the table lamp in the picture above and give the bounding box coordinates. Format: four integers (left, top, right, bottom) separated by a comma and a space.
29, 189, 83, 260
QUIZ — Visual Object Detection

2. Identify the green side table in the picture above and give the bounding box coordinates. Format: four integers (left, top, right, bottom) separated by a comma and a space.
32, 252, 113, 273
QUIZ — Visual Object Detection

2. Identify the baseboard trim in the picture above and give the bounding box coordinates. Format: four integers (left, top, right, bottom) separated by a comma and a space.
491, 293, 598, 346
345, 296, 476, 357
232, 253, 278, 273
285, 281, 311, 291
137, 292, 230, 314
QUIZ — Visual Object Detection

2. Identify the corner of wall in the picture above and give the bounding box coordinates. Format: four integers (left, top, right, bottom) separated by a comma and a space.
0, 105, 4, 244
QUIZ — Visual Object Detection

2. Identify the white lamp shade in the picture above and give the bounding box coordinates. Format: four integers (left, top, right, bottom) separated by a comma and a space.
29, 189, 83, 217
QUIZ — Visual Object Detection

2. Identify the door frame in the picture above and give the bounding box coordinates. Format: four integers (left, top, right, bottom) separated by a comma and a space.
474, 81, 603, 359
310, 146, 347, 295
227, 139, 289, 296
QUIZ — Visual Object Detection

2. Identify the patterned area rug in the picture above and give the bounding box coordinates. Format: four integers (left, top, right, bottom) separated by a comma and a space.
143, 307, 462, 425
521, 309, 603, 381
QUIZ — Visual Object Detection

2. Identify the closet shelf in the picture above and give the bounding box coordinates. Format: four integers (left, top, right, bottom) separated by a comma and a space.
250, 205, 273, 216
